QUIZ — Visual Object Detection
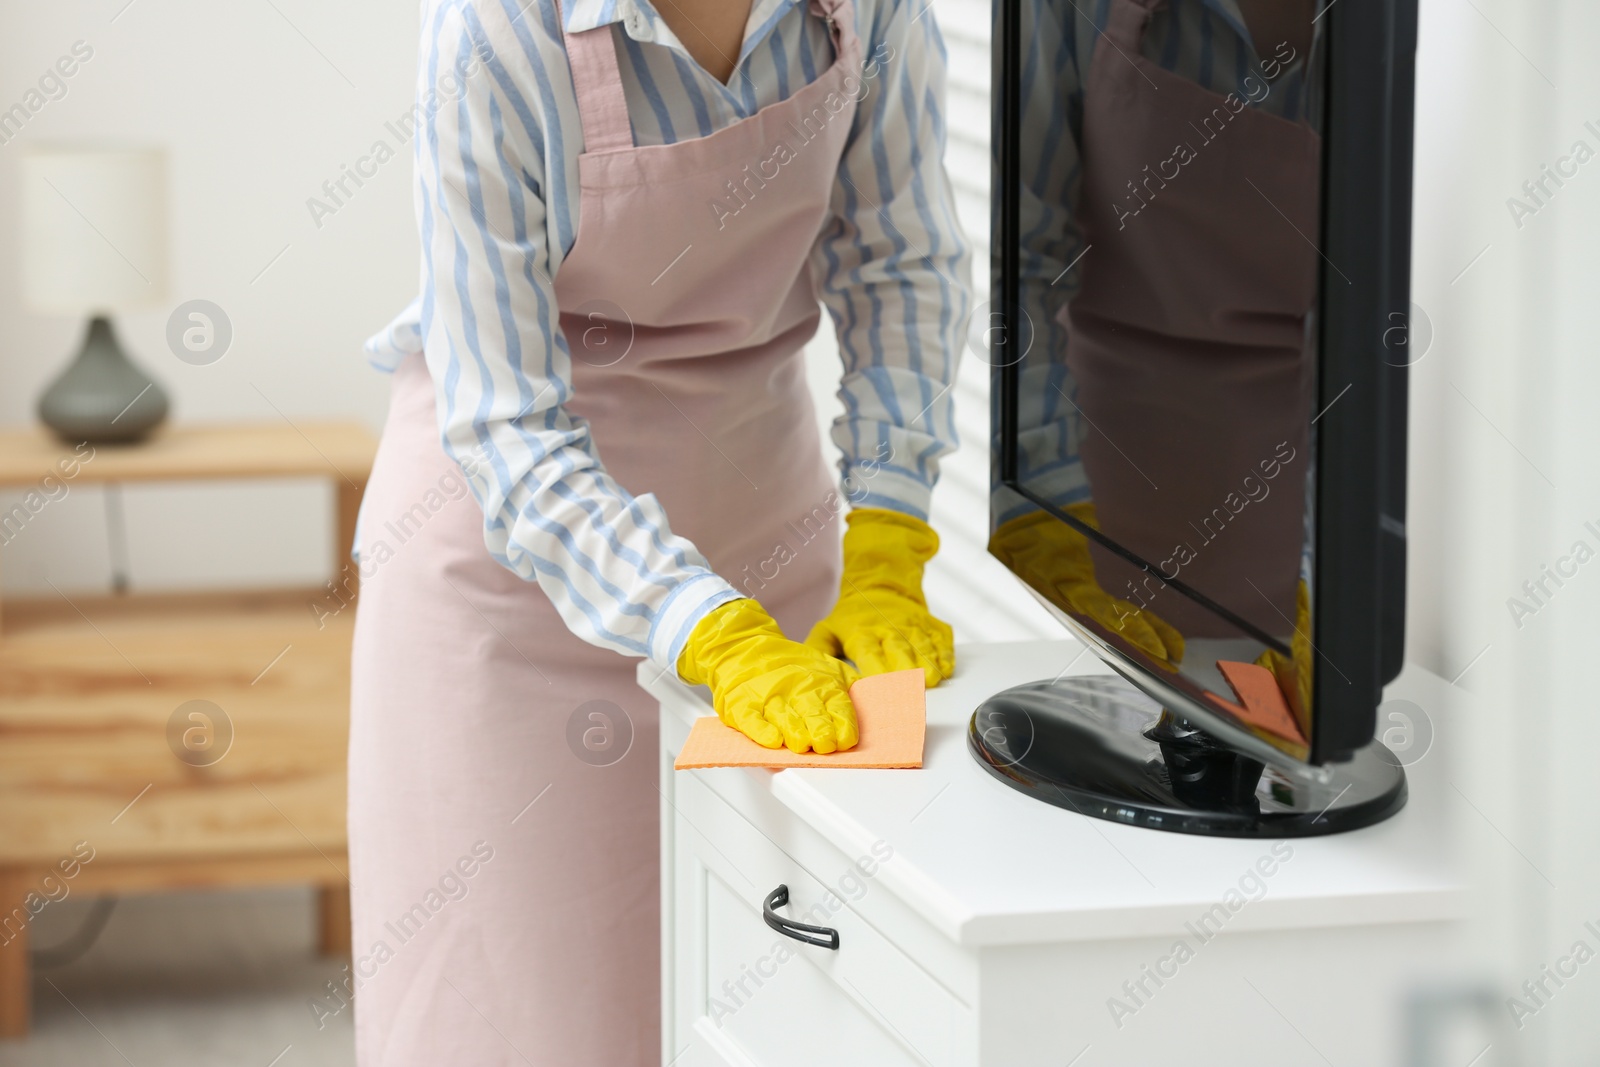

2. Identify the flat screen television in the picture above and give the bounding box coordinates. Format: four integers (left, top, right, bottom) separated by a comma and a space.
973, 0, 1417, 836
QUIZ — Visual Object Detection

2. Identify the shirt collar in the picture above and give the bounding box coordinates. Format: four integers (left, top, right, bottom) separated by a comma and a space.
562, 0, 678, 48
562, 0, 807, 52
741, 0, 809, 61
563, 0, 628, 34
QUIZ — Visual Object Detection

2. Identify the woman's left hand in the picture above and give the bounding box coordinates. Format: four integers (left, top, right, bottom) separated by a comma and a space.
805, 509, 955, 687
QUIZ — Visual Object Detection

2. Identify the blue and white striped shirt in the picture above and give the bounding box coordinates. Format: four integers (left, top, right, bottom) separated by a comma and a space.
366, 0, 970, 669
1007, 0, 1320, 522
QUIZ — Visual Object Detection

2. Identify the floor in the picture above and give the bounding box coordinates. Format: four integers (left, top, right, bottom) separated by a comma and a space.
1, 887, 355, 1067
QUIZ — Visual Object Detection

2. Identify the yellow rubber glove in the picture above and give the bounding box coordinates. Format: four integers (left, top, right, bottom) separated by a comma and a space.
678, 598, 860, 754
1255, 578, 1312, 738
804, 509, 955, 687
988, 504, 1185, 669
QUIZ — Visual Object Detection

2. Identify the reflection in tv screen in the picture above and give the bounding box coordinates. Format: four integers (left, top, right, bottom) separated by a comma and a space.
992, 0, 1328, 755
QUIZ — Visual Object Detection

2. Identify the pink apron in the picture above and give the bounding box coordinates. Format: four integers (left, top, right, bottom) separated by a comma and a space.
347, 2, 860, 1063
1062, 0, 1319, 638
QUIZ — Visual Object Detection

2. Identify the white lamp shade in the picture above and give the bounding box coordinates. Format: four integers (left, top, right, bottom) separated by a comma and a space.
21, 144, 169, 315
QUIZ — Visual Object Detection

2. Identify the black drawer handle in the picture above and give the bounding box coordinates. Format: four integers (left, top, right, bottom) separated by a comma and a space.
762, 884, 840, 950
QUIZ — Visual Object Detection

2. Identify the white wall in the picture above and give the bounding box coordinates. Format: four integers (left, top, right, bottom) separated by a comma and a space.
1407, 0, 1600, 1061
0, 0, 414, 593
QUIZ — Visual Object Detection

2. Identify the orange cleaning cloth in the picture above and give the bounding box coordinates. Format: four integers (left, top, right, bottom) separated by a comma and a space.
1213, 659, 1307, 746
673, 668, 926, 770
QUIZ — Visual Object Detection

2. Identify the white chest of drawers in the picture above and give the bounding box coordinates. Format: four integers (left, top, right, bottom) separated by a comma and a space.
645, 640, 1467, 1067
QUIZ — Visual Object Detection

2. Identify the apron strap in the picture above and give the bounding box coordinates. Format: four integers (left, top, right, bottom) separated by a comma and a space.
808, 0, 857, 58
1104, 0, 1161, 54
555, 0, 634, 153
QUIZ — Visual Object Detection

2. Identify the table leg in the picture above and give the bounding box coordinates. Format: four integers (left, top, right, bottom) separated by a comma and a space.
328, 480, 362, 961
0, 870, 31, 1038
318, 884, 351, 957
335, 480, 364, 591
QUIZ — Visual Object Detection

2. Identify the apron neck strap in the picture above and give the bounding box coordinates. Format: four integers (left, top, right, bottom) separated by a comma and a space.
808, 0, 856, 56
556, 0, 635, 153
1105, 0, 1162, 54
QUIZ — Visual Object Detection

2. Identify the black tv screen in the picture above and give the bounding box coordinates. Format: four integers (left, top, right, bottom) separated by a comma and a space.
989, 0, 1415, 768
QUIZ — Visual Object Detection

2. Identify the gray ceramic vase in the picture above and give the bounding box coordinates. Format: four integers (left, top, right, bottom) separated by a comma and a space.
38, 316, 170, 444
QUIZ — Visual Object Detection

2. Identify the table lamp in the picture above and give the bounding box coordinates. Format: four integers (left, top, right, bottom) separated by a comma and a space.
21, 144, 171, 443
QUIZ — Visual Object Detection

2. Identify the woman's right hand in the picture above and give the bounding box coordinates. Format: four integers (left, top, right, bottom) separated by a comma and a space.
677, 599, 860, 754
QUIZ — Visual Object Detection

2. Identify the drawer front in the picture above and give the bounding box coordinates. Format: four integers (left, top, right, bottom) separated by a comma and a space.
0, 595, 351, 865
697, 868, 928, 1066
686, 759, 978, 1004
671, 770, 973, 1067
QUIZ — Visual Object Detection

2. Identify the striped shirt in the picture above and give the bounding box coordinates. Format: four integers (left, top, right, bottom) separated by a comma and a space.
1006, 0, 1322, 522
365, 0, 971, 669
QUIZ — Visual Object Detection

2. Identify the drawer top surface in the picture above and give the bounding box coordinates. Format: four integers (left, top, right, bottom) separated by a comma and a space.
643, 640, 1467, 948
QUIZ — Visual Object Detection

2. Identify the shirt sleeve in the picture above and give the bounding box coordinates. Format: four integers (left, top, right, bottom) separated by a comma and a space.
811, 0, 972, 522
416, 2, 741, 670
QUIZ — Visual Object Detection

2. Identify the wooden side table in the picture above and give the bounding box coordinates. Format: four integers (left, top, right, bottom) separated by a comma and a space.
0, 422, 376, 1038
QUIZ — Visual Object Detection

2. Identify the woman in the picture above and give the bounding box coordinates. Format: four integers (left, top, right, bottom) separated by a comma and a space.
347, 0, 969, 1061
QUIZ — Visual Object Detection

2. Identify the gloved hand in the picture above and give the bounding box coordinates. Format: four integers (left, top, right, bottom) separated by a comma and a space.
805, 509, 955, 687
1255, 578, 1311, 736
678, 598, 860, 754
988, 503, 1185, 669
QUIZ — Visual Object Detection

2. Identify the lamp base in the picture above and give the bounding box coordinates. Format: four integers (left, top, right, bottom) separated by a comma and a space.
39, 316, 169, 444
